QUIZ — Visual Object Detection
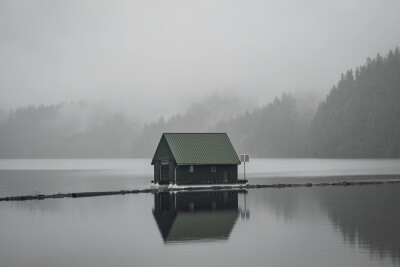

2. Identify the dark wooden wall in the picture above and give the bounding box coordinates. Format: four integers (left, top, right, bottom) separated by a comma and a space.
176, 164, 238, 185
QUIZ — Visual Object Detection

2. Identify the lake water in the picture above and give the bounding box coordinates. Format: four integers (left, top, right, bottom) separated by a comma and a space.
1, 159, 400, 267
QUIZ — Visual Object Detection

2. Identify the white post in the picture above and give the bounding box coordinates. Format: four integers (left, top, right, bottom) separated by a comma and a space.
240, 154, 249, 181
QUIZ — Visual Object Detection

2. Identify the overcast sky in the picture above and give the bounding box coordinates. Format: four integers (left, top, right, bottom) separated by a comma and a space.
1, 0, 399, 119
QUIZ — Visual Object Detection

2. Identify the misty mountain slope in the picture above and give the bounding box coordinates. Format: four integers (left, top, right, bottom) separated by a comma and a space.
0, 104, 61, 158
0, 103, 138, 158
308, 48, 400, 157
132, 94, 255, 157
0, 95, 253, 158
0, 48, 399, 158
211, 93, 309, 157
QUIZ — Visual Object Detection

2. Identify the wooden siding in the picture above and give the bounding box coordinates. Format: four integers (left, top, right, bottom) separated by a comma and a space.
152, 135, 174, 163
169, 160, 175, 183
152, 135, 176, 182
153, 160, 176, 183
154, 161, 160, 182
176, 165, 238, 185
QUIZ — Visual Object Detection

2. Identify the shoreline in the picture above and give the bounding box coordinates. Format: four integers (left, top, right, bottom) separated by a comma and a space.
1, 179, 400, 202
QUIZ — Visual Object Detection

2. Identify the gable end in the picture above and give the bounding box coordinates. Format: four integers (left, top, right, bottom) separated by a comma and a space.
151, 134, 175, 165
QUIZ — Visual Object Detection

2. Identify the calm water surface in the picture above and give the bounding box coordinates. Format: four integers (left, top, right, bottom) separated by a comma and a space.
0, 159, 399, 267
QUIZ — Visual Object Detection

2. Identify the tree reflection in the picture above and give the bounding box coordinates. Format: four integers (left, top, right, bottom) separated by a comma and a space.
316, 185, 400, 262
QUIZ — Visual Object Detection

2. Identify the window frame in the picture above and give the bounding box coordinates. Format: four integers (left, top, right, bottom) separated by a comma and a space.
211, 165, 216, 173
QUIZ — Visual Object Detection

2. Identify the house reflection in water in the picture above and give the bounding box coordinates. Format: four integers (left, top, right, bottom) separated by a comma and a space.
152, 191, 241, 243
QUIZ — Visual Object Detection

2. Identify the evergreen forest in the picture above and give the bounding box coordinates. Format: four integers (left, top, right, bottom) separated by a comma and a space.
0, 48, 399, 158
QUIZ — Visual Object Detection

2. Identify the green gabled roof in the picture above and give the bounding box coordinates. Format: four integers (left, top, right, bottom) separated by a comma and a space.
155, 133, 240, 165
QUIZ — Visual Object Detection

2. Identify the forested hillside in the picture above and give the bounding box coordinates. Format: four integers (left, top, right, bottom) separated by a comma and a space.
0, 48, 399, 158
307, 48, 400, 157
0, 103, 137, 158
211, 93, 308, 157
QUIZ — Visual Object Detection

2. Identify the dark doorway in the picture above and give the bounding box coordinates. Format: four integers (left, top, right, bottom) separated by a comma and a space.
161, 162, 169, 183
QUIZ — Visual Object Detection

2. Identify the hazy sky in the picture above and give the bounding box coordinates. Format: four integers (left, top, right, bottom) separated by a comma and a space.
1, 0, 400, 119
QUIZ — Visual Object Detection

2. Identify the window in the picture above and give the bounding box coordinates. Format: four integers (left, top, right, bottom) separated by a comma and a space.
189, 165, 194, 173
211, 166, 216, 172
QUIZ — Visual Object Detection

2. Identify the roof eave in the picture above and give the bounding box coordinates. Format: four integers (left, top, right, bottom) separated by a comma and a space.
175, 162, 241, 165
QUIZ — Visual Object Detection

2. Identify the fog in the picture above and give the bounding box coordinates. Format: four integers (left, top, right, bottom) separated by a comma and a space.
1, 0, 400, 158
1, 0, 400, 120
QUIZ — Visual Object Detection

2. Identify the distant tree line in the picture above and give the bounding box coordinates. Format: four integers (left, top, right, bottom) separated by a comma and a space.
211, 93, 308, 157
0, 48, 399, 158
214, 47, 400, 158
0, 103, 137, 158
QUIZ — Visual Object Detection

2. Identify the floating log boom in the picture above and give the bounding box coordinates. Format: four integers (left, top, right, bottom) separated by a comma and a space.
1, 180, 400, 202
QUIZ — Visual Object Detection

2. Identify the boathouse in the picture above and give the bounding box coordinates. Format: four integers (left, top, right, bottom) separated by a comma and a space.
151, 133, 242, 185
